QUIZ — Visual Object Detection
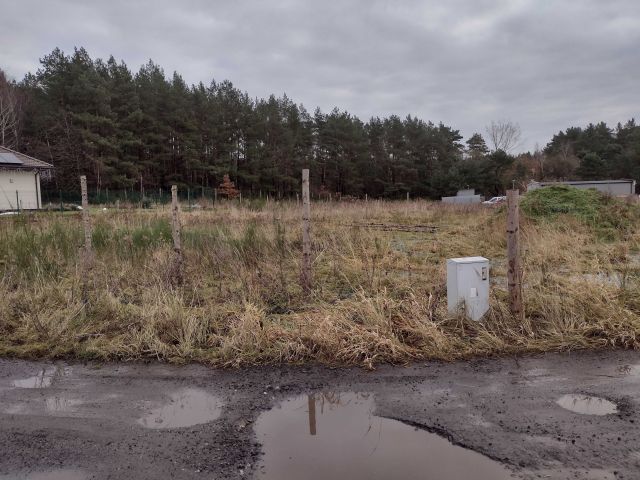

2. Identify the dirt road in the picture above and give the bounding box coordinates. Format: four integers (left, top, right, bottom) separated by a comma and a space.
0, 350, 638, 479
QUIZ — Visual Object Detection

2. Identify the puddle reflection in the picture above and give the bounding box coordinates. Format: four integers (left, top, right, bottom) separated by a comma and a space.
12, 365, 69, 389
556, 394, 618, 415
255, 392, 512, 480
617, 364, 640, 376
138, 388, 221, 429
44, 395, 81, 413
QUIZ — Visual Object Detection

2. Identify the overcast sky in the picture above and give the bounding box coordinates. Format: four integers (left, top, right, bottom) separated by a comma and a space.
1, 0, 639, 151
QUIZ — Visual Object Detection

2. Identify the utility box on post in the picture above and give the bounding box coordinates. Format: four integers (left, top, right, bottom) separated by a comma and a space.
447, 257, 490, 321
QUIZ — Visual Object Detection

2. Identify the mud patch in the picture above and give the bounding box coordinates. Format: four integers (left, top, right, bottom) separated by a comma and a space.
556, 394, 618, 415
254, 392, 513, 480
137, 388, 221, 429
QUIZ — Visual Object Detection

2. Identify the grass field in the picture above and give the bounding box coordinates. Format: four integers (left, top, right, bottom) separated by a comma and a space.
1, 189, 639, 367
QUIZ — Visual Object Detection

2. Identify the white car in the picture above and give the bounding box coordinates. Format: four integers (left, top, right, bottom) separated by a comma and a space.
482, 196, 507, 206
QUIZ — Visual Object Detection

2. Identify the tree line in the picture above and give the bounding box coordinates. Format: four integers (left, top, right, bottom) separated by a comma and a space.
1, 47, 638, 200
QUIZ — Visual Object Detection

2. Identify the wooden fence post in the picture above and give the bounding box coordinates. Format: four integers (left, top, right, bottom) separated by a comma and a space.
301, 169, 312, 294
507, 189, 524, 320
81, 176, 92, 251
80, 175, 93, 303
171, 185, 183, 284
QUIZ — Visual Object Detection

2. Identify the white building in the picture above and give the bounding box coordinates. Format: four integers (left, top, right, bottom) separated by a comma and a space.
441, 188, 482, 204
0, 146, 54, 211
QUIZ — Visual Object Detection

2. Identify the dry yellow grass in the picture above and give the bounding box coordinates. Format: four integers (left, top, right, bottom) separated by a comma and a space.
0, 197, 639, 367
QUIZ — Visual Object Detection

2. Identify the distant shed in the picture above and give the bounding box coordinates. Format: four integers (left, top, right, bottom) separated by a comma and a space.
527, 180, 636, 196
0, 146, 54, 211
442, 188, 481, 204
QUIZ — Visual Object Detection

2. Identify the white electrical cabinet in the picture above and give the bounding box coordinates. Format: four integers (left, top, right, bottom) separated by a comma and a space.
447, 257, 490, 321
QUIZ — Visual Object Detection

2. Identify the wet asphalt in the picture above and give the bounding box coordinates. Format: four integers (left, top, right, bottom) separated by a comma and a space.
0, 350, 638, 480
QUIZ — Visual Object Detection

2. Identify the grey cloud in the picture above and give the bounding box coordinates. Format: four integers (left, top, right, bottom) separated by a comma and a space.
1, 0, 639, 150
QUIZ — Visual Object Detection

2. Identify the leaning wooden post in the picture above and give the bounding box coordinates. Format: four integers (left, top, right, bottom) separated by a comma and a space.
80, 175, 93, 303
171, 185, 184, 285
301, 169, 312, 294
507, 189, 524, 321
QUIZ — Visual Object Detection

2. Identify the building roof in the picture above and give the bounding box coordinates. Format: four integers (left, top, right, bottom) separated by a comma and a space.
0, 146, 54, 170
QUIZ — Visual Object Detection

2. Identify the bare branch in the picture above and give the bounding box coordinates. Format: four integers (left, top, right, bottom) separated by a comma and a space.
485, 120, 522, 153
0, 69, 22, 148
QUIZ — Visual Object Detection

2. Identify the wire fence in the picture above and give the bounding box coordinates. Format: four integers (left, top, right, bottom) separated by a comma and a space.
41, 187, 225, 207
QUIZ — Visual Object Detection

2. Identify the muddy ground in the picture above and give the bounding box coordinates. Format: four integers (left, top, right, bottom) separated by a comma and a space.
0, 350, 638, 479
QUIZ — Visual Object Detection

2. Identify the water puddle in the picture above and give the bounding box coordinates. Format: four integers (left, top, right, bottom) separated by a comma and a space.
254, 392, 513, 480
556, 394, 618, 415
12, 365, 69, 388
137, 388, 221, 429
0, 469, 87, 480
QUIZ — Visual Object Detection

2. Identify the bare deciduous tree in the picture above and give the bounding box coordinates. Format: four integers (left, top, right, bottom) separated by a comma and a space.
532, 143, 546, 180
0, 69, 21, 148
485, 120, 522, 153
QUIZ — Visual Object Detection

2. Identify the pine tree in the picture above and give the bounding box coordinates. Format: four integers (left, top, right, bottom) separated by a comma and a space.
466, 133, 489, 159
577, 152, 607, 180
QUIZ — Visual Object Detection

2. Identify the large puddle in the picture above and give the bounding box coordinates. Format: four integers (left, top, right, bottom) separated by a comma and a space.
254, 392, 513, 480
556, 394, 618, 415
12, 365, 69, 389
137, 388, 221, 429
